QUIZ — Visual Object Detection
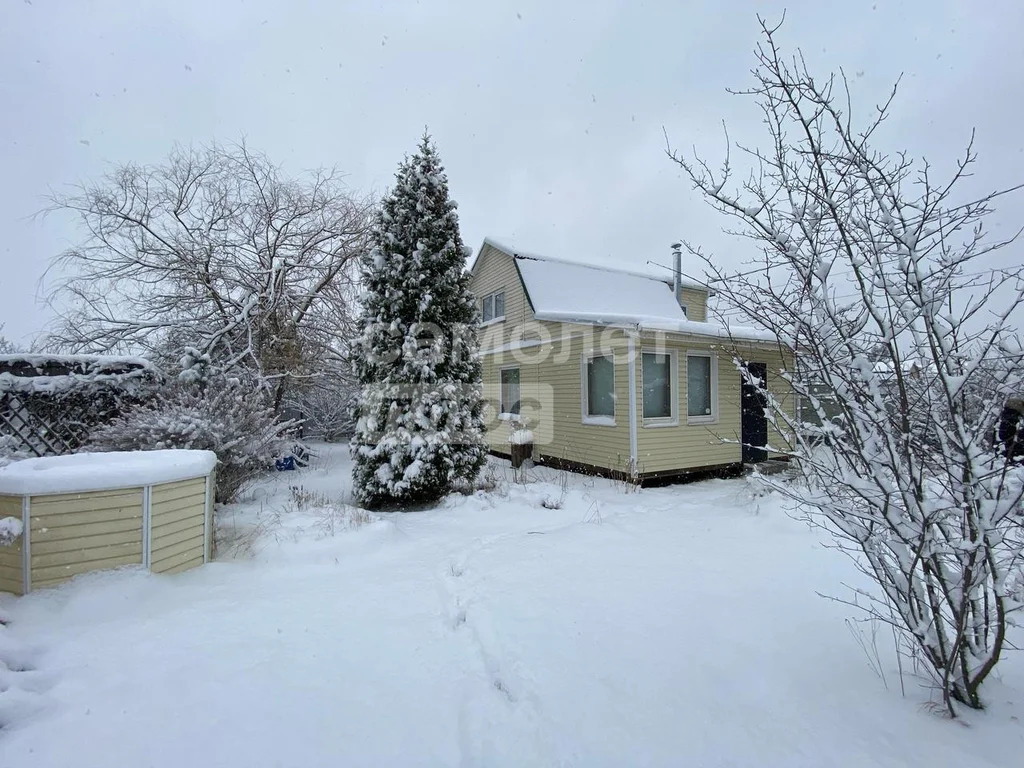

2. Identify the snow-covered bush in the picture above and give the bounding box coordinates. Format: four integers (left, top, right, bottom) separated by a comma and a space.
284, 371, 359, 443
0, 516, 23, 545
670, 18, 1024, 715
88, 380, 296, 502
350, 135, 487, 508
0, 435, 30, 468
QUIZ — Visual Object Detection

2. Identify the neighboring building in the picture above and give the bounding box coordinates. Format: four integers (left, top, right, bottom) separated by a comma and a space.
469, 238, 795, 483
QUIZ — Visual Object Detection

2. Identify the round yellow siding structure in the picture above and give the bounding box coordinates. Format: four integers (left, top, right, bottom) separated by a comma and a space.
0, 450, 217, 595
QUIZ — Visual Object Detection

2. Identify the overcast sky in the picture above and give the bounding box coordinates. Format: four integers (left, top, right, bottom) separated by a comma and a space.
2, 0, 1023, 345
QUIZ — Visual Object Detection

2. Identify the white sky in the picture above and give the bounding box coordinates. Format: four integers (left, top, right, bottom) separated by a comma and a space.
2, 0, 1023, 344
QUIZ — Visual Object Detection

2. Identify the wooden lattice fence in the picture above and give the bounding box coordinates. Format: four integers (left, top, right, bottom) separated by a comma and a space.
0, 355, 163, 458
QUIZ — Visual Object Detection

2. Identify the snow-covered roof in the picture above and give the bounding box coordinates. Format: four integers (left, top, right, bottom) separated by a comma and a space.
515, 255, 690, 324
0, 450, 217, 496
480, 237, 708, 291
0, 354, 160, 395
478, 238, 779, 344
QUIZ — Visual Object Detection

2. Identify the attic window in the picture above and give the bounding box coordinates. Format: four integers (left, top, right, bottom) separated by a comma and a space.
481, 291, 505, 323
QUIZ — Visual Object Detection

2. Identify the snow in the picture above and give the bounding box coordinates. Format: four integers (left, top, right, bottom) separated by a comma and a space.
0, 515, 22, 544
0, 443, 1021, 767
0, 450, 217, 495
532, 309, 781, 342
0, 353, 153, 369
508, 427, 533, 445
515, 253, 690, 323
484, 240, 779, 344
0, 353, 159, 394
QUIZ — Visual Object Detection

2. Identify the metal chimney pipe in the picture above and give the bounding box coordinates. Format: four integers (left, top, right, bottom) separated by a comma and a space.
670, 242, 683, 308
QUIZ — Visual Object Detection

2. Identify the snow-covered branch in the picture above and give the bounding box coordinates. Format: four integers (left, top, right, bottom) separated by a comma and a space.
45, 142, 375, 413
668, 15, 1024, 716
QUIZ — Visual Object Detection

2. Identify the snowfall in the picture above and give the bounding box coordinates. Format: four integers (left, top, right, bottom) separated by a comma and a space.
1, 445, 1022, 767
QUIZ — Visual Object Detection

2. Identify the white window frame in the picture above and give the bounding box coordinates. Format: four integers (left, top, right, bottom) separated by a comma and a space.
580, 351, 616, 427
685, 351, 718, 425
480, 290, 506, 326
498, 365, 521, 420
641, 348, 678, 428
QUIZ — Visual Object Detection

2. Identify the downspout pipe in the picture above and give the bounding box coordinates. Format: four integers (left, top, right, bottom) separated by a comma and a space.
627, 327, 639, 480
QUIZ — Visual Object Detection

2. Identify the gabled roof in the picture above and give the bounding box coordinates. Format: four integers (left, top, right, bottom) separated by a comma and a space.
473, 237, 707, 291
514, 253, 690, 326
473, 237, 779, 344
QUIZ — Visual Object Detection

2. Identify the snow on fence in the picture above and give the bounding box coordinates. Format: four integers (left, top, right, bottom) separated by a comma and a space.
0, 450, 216, 594
0, 354, 162, 459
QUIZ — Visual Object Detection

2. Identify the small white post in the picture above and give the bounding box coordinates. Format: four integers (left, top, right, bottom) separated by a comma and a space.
626, 331, 638, 477
141, 485, 152, 569
21, 496, 31, 595
203, 471, 214, 563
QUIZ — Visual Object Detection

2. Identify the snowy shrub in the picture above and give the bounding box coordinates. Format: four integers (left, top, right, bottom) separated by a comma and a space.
0, 435, 31, 468
286, 487, 374, 538
88, 380, 296, 502
350, 135, 487, 508
0, 516, 23, 546
284, 375, 358, 443
670, 19, 1024, 715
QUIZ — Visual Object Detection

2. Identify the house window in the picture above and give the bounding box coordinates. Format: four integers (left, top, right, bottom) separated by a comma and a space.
481, 291, 505, 323
499, 367, 520, 416
686, 352, 717, 423
582, 353, 615, 425
642, 350, 677, 425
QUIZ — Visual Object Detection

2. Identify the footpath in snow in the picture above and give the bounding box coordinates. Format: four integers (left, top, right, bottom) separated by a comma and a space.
0, 443, 1022, 767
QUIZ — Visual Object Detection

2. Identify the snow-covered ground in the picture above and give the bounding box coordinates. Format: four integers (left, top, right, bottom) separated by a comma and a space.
1, 444, 1022, 766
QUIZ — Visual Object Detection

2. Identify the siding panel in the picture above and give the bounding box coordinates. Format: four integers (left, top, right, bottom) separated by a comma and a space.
483, 329, 632, 473
29, 488, 144, 516
635, 335, 795, 473
679, 287, 708, 322
151, 477, 208, 504
151, 534, 205, 570
0, 494, 23, 594
28, 488, 143, 589
32, 554, 142, 588
149, 476, 208, 576
469, 242, 534, 350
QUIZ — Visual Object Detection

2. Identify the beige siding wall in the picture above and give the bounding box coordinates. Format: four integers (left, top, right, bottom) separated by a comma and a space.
0, 494, 24, 594
469, 242, 535, 350
29, 488, 143, 590
482, 328, 633, 473
679, 287, 708, 322
150, 477, 207, 575
635, 335, 795, 473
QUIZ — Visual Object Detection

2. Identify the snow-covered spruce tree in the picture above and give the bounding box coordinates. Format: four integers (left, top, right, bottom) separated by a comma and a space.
350, 136, 486, 508
668, 17, 1024, 716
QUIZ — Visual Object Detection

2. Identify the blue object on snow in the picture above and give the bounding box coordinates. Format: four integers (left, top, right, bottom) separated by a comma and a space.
275, 456, 296, 471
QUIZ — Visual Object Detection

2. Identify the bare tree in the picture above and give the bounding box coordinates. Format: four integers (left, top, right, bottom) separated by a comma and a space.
668, 16, 1024, 715
46, 142, 374, 411
0, 324, 15, 355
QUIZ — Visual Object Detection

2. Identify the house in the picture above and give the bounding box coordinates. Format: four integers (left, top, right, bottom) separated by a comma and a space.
468, 238, 795, 483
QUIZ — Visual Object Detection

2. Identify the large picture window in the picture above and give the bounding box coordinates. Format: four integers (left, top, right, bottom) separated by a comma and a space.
642, 350, 677, 425
582, 353, 615, 425
686, 352, 717, 423
499, 367, 520, 416
481, 291, 505, 323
